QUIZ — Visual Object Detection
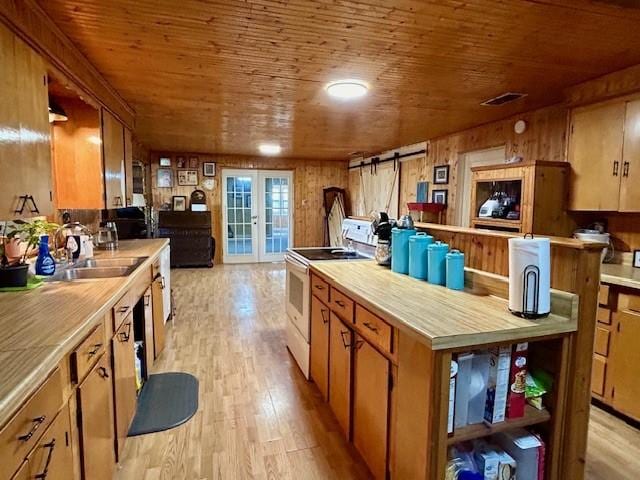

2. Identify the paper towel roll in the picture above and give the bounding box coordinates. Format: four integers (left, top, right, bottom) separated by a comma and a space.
508, 236, 550, 318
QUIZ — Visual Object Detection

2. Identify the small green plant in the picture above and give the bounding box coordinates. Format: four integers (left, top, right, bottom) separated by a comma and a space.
6, 219, 59, 265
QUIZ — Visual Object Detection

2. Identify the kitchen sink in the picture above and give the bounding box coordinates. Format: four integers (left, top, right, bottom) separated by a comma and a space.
44, 256, 147, 282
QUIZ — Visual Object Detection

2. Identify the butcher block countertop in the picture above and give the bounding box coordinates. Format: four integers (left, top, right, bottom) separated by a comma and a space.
0, 238, 168, 428
310, 260, 577, 351
601, 263, 640, 290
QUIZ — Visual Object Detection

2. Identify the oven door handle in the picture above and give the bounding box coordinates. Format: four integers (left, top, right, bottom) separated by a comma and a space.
284, 253, 308, 274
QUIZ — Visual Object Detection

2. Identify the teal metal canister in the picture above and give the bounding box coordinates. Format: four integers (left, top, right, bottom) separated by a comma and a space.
408, 232, 434, 280
427, 241, 449, 285
391, 227, 417, 274
446, 249, 465, 290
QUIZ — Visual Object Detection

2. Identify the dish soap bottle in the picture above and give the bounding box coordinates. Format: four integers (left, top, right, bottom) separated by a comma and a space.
35, 235, 56, 276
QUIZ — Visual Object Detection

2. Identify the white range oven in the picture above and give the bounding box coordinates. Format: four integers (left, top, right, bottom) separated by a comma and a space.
284, 218, 375, 378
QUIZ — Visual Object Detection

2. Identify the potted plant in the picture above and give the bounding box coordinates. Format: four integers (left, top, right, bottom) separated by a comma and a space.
0, 219, 59, 288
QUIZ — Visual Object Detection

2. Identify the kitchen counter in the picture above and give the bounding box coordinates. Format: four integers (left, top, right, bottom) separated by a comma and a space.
310, 260, 577, 350
0, 238, 168, 427
601, 263, 640, 290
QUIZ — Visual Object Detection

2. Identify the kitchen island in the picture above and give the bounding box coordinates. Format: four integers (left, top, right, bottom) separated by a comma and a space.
0, 239, 169, 480
307, 225, 602, 480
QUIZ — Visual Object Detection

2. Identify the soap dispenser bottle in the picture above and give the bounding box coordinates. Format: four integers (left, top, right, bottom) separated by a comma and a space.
35, 235, 56, 276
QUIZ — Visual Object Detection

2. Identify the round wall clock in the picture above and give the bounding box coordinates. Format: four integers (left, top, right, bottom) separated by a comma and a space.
514, 119, 527, 135
202, 178, 215, 191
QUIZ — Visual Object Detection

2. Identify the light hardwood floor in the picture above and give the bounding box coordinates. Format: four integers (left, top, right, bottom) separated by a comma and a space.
116, 263, 640, 479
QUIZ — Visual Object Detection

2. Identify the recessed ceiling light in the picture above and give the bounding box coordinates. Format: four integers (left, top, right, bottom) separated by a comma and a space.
259, 143, 281, 155
326, 80, 368, 100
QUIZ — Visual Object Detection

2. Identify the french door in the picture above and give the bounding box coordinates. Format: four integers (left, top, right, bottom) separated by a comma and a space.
222, 169, 293, 263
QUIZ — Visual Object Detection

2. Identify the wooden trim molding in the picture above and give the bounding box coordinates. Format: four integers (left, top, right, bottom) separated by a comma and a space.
0, 0, 135, 128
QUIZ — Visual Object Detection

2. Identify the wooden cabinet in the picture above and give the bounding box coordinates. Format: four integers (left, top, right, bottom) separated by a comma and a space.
10, 461, 29, 480
112, 312, 137, 458
609, 301, 640, 420
124, 127, 134, 206
310, 295, 330, 401
620, 99, 640, 211
101, 108, 126, 208
0, 24, 53, 217
353, 335, 390, 480
27, 404, 74, 480
152, 274, 166, 358
568, 99, 640, 212
143, 287, 155, 375
329, 312, 352, 438
77, 354, 115, 480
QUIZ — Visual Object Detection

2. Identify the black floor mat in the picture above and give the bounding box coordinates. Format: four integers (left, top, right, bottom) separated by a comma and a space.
128, 372, 199, 437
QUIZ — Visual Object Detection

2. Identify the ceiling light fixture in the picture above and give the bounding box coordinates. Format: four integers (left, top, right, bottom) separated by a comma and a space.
259, 143, 281, 155
326, 79, 368, 100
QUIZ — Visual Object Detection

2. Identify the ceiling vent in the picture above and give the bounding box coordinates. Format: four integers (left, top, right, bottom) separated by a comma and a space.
481, 92, 527, 106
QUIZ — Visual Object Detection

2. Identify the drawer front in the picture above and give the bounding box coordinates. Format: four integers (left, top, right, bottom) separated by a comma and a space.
596, 307, 611, 325
594, 326, 610, 357
355, 305, 393, 354
330, 287, 354, 323
27, 403, 74, 480
598, 284, 610, 307
130, 266, 152, 304
311, 274, 329, 304
592, 354, 607, 397
0, 368, 63, 479
620, 293, 640, 314
113, 292, 133, 332
72, 323, 106, 384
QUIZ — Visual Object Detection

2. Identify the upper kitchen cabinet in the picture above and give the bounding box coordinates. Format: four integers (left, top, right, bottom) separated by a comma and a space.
102, 108, 127, 208
568, 99, 640, 212
0, 24, 53, 218
124, 127, 134, 206
50, 92, 105, 209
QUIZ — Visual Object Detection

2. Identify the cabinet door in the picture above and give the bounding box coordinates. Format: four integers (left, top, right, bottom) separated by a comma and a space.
0, 25, 53, 218
28, 404, 75, 480
152, 275, 166, 358
10, 461, 29, 480
620, 99, 640, 212
143, 287, 154, 375
329, 312, 352, 438
112, 312, 137, 458
610, 307, 640, 420
101, 108, 126, 208
77, 354, 115, 480
310, 296, 330, 400
124, 127, 134, 206
353, 336, 390, 480
568, 102, 625, 210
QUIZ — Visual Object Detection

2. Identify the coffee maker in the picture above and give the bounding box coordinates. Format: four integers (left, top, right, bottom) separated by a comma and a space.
371, 212, 394, 266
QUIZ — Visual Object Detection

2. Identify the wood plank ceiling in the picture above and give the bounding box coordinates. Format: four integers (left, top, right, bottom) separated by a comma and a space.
38, 0, 640, 159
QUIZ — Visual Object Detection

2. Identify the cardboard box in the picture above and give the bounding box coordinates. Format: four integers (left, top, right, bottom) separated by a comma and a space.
474, 447, 500, 480
448, 359, 457, 434
507, 342, 528, 419
484, 345, 511, 424
496, 449, 517, 480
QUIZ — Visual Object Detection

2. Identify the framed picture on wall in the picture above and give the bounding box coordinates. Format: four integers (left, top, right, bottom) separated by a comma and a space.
157, 168, 173, 188
189, 156, 199, 168
172, 195, 187, 211
159, 156, 171, 167
176, 156, 186, 168
432, 189, 448, 205
203, 162, 216, 177
177, 169, 198, 186
433, 165, 450, 184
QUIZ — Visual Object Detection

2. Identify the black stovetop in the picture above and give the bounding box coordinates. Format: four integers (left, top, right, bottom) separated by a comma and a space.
291, 248, 369, 261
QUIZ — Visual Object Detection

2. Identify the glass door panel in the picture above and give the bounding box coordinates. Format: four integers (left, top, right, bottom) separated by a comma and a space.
222, 170, 258, 263
259, 171, 293, 262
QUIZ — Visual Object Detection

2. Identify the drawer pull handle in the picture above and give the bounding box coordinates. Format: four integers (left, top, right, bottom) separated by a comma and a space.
118, 322, 132, 342
88, 343, 103, 356
623, 161, 630, 177
19, 416, 46, 442
363, 322, 379, 333
117, 305, 130, 314
320, 309, 329, 325
613, 160, 620, 176
34, 439, 56, 479
144, 294, 151, 307
354, 339, 365, 350
314, 284, 324, 290
340, 330, 352, 349
161, 276, 166, 289
335, 300, 346, 308
98, 366, 110, 379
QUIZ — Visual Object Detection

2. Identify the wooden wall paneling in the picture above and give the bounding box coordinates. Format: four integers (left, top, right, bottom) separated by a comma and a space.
0, 0, 134, 128
51, 97, 104, 209
150, 152, 348, 263
566, 63, 640, 107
